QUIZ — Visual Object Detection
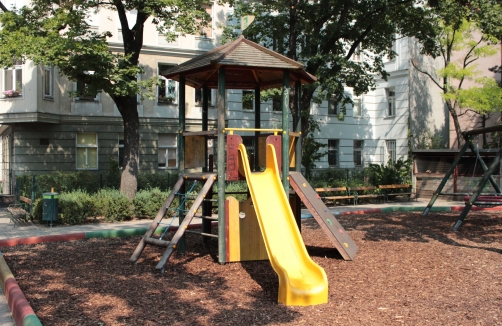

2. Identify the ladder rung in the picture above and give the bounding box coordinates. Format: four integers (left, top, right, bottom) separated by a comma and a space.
185, 230, 218, 238
144, 237, 171, 247
200, 215, 218, 220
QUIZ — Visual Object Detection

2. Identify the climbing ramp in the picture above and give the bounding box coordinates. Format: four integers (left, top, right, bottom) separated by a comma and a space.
130, 173, 217, 271
238, 143, 328, 306
289, 172, 358, 260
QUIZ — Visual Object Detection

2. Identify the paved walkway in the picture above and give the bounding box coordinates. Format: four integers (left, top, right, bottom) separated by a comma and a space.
0, 198, 467, 325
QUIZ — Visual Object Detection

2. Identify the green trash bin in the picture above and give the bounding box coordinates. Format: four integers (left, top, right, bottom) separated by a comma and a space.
43, 192, 59, 227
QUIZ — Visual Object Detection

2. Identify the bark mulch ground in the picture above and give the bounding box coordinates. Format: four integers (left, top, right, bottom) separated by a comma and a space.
1, 211, 501, 325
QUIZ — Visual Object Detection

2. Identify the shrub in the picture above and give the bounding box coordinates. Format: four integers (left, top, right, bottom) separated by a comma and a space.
137, 172, 179, 192
133, 188, 172, 219
367, 157, 412, 186
58, 190, 95, 225
93, 189, 133, 222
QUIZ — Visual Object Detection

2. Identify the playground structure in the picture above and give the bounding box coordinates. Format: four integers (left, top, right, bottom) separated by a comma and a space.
423, 125, 502, 230
130, 36, 358, 306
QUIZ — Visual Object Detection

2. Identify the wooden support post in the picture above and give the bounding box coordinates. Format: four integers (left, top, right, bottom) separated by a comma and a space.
202, 85, 211, 244
294, 80, 302, 172
217, 67, 227, 264
282, 71, 290, 192
178, 75, 186, 254
254, 86, 260, 172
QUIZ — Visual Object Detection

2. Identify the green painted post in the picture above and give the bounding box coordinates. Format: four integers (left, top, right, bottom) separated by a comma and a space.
254, 87, 261, 171
178, 75, 186, 255
202, 85, 211, 244
294, 81, 301, 172
467, 141, 501, 193
217, 67, 226, 264
282, 71, 290, 191
453, 148, 502, 231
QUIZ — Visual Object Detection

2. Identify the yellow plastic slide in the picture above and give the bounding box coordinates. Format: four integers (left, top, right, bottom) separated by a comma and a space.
237, 143, 328, 306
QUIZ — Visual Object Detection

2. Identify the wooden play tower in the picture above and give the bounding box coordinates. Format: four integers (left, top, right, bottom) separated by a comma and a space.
130, 36, 358, 279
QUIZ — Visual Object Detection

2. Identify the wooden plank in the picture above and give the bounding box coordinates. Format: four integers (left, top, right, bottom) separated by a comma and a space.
315, 187, 347, 192
185, 135, 206, 169
226, 134, 243, 181
227, 196, 268, 262
289, 171, 358, 260
19, 196, 32, 205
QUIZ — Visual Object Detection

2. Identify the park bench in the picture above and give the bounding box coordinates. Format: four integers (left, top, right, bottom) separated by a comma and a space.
315, 187, 355, 205
348, 186, 384, 205
379, 184, 414, 202
7, 195, 33, 227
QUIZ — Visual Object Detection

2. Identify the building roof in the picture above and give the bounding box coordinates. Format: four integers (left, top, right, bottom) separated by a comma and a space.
161, 35, 317, 90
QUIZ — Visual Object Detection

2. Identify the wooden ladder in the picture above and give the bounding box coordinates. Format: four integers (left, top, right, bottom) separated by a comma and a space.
130, 173, 217, 271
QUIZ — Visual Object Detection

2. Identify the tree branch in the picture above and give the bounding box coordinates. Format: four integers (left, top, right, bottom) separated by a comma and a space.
0, 1, 8, 12
410, 59, 444, 90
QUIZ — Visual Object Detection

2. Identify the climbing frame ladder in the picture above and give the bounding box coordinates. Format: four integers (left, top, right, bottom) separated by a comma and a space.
130, 173, 217, 271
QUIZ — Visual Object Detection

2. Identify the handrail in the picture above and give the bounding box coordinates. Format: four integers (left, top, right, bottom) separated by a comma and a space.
224, 127, 283, 135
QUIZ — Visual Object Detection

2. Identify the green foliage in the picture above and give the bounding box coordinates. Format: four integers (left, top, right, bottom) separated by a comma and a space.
105, 157, 121, 190
456, 77, 502, 114
225, 0, 437, 144
137, 172, 179, 192
301, 114, 326, 180
367, 157, 412, 186
58, 190, 95, 225
16, 171, 100, 198
133, 188, 172, 219
93, 189, 132, 222
416, 129, 444, 149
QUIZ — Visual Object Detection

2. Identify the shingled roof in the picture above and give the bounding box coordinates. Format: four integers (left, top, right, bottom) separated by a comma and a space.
161, 35, 316, 90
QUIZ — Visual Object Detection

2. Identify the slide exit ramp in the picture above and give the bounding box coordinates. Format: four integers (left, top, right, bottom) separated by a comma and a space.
238, 143, 328, 306
289, 172, 358, 261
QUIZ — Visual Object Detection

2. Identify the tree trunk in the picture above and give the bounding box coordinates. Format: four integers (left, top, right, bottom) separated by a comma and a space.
114, 95, 140, 199
446, 100, 463, 149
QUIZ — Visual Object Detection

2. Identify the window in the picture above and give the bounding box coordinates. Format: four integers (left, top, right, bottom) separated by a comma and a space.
197, 3, 213, 37
43, 65, 54, 98
386, 88, 396, 117
195, 88, 213, 106
353, 140, 364, 167
242, 90, 254, 111
158, 133, 177, 169
272, 93, 282, 112
76, 133, 98, 169
353, 97, 362, 117
75, 81, 98, 101
328, 139, 339, 167
158, 64, 177, 104
2, 60, 23, 98
328, 97, 337, 115
386, 140, 397, 163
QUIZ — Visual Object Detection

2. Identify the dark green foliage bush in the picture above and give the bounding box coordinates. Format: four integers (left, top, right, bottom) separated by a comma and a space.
133, 188, 173, 219
367, 157, 412, 186
16, 171, 101, 198
93, 189, 133, 222
58, 190, 95, 225
137, 172, 179, 192
32, 198, 43, 222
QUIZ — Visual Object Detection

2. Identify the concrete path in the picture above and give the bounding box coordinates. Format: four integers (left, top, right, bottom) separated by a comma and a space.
0, 198, 470, 325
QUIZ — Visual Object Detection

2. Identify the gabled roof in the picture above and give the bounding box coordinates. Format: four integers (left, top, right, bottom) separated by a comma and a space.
161, 35, 316, 90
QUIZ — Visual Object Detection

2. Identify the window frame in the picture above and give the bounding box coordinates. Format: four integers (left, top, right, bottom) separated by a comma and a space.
242, 90, 254, 111
272, 93, 282, 112
158, 63, 178, 105
328, 97, 338, 116
2, 61, 23, 99
76, 132, 98, 170
43, 65, 54, 99
353, 140, 364, 167
386, 88, 396, 117
195, 88, 215, 107
158, 133, 178, 169
386, 140, 397, 163
75, 80, 99, 102
327, 139, 339, 167
353, 97, 362, 118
